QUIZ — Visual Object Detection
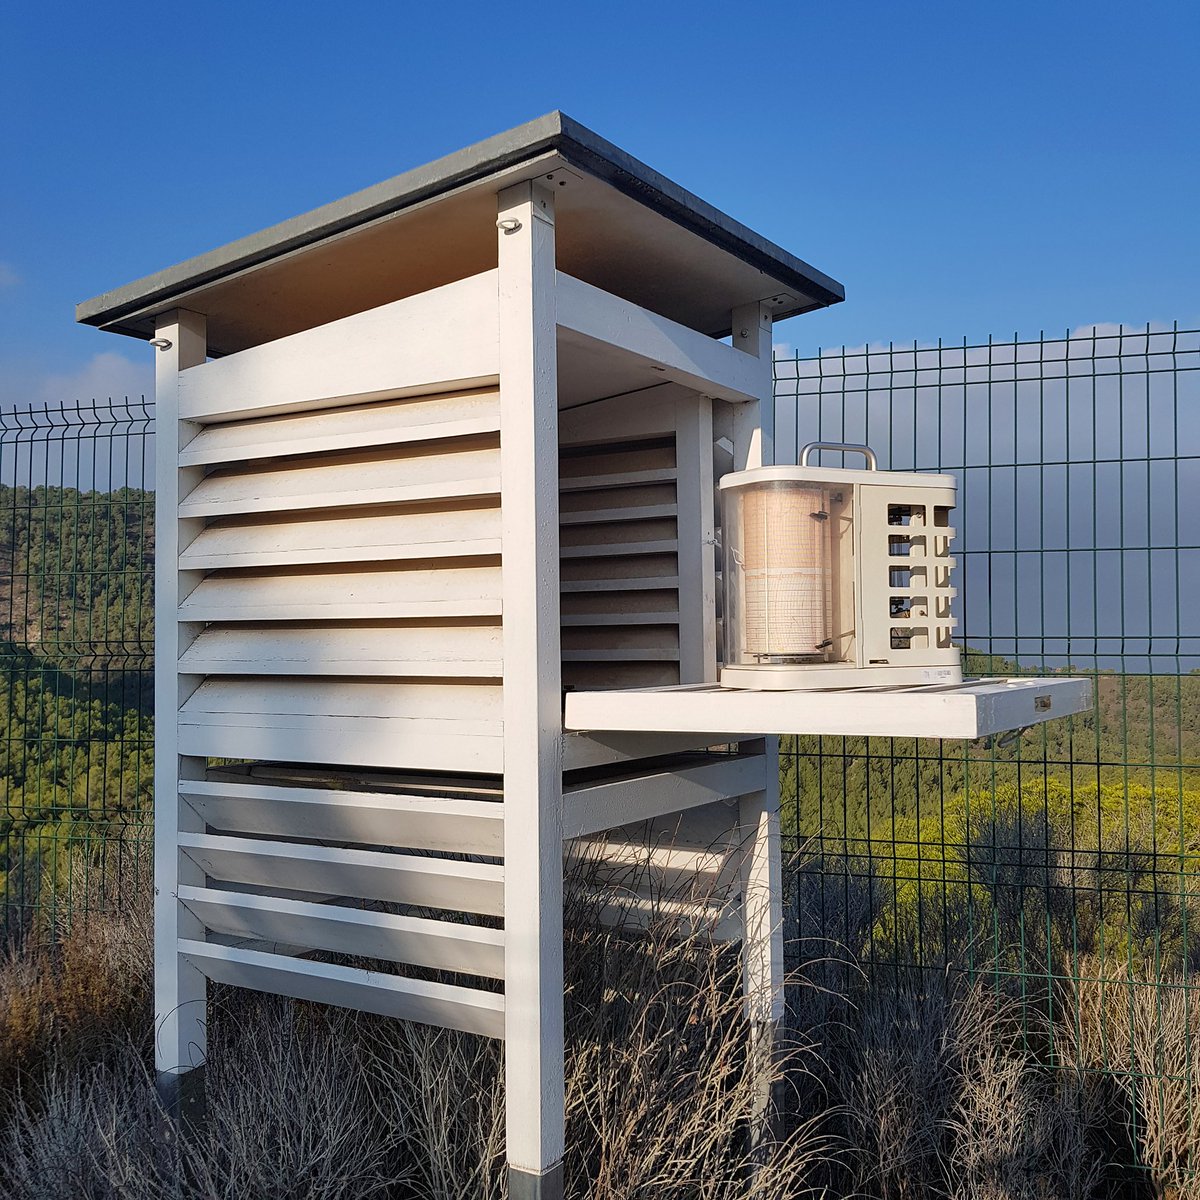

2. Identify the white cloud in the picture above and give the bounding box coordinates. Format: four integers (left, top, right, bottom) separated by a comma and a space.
0, 263, 18, 289
1070, 320, 1176, 338
33, 351, 153, 405
1072, 321, 1126, 338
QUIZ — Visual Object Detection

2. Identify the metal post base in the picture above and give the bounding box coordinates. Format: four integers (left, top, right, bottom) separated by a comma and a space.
508, 1162, 564, 1200
156, 1065, 208, 1133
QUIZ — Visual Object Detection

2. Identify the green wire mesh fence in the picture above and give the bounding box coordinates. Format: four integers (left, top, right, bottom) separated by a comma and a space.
775, 323, 1200, 1183
0, 324, 1197, 1182
0, 398, 154, 941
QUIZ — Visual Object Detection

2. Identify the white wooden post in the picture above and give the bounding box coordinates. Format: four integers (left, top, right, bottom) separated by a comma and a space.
498, 181, 566, 1200
730, 302, 785, 1134
731, 302, 775, 472
153, 309, 209, 1119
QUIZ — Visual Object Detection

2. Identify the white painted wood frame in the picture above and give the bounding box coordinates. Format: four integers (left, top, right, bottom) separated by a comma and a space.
498, 180, 566, 1180
562, 754, 766, 839
176, 271, 500, 423
180, 940, 505, 1039
179, 778, 504, 855
674, 392, 717, 683
178, 887, 506, 979
555, 273, 761, 403
177, 832, 505, 915
154, 310, 209, 1086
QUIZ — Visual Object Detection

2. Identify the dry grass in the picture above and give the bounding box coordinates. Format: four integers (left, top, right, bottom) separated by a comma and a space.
4, 843, 1200, 1197
1070, 961, 1200, 1199
802, 969, 1109, 1200
560, 878, 834, 1199
0, 850, 835, 1199
944, 987, 1106, 1200
0, 851, 152, 1109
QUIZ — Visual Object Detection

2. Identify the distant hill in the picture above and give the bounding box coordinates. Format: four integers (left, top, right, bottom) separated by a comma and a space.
0, 484, 155, 674
0, 486, 154, 921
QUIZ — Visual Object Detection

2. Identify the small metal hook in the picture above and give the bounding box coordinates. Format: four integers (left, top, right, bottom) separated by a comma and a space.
496, 218, 522, 234
149, 338, 172, 351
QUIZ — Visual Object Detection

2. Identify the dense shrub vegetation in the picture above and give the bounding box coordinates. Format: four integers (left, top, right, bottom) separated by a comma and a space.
0, 485, 153, 929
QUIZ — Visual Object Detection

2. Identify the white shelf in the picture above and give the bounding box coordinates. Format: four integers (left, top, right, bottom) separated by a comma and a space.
563, 677, 1093, 741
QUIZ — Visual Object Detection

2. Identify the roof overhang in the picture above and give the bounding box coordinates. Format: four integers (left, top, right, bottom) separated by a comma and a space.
77, 112, 844, 356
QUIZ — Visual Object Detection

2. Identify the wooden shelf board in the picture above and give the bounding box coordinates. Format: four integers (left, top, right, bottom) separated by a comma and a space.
563, 677, 1093, 741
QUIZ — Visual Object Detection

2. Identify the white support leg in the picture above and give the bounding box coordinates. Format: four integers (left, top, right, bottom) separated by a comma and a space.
729, 302, 786, 1139
739, 739, 784, 1023
153, 310, 209, 1119
498, 181, 566, 1199
739, 737, 785, 1146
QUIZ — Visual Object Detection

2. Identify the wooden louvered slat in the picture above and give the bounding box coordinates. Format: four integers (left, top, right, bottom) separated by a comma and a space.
179, 438, 501, 519
179, 502, 501, 571
561, 479, 675, 510
560, 590, 678, 618
558, 467, 676, 492
182, 677, 499, 721
558, 441, 675, 477
179, 621, 502, 678
561, 515, 676, 546
561, 649, 680, 663
179, 888, 505, 978
563, 731, 725, 772
179, 562, 502, 623
179, 388, 501, 467
562, 625, 678, 655
179, 833, 504, 916
561, 611, 679, 626
561, 551, 677, 583
560, 541, 678, 560
560, 577, 679, 594
568, 801, 745, 932
178, 679, 504, 773
179, 719, 503, 773
561, 662, 680, 690
559, 504, 677, 525
562, 753, 766, 839
180, 778, 504, 855
180, 940, 505, 1038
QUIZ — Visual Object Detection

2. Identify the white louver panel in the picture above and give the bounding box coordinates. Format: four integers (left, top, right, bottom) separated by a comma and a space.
558, 435, 682, 691
178, 387, 504, 775
168, 368, 509, 1039
173, 767, 507, 1037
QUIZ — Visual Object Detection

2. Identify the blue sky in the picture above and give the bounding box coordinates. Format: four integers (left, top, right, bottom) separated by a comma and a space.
1, 1, 1196, 406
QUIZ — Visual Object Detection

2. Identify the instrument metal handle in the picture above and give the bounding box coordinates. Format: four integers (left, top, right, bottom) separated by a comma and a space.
798, 441, 878, 470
